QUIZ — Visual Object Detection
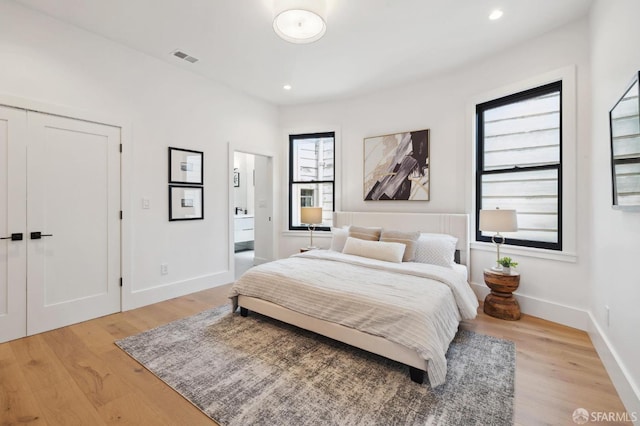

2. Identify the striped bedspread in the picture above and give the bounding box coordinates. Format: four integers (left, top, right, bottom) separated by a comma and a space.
229, 250, 479, 386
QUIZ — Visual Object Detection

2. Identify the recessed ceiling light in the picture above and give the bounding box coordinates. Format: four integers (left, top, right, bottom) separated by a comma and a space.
489, 9, 504, 20
283, 84, 292, 91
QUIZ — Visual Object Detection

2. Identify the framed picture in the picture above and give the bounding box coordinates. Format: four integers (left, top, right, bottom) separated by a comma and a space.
169, 147, 203, 185
233, 168, 240, 187
169, 185, 204, 221
363, 129, 430, 201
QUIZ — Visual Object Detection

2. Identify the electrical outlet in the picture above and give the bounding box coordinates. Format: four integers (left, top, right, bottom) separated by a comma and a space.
160, 263, 168, 275
605, 305, 610, 327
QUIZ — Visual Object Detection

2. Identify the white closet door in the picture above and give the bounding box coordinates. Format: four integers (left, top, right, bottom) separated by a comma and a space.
0, 106, 27, 342
26, 112, 121, 335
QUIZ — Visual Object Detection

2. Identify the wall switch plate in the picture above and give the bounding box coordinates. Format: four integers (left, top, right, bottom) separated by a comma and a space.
160, 263, 168, 275
142, 198, 150, 209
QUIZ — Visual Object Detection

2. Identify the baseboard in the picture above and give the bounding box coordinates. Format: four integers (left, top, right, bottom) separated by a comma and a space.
469, 281, 589, 331
122, 270, 233, 311
588, 313, 640, 422
253, 256, 270, 266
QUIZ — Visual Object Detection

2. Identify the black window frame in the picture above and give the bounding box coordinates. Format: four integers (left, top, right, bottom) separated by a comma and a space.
289, 131, 335, 231
476, 81, 563, 251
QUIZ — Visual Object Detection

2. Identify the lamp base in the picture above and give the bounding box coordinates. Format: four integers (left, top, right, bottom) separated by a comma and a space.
491, 265, 503, 272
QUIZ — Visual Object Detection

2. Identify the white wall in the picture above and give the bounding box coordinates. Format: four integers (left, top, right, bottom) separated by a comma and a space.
0, 0, 279, 309
588, 0, 640, 416
280, 19, 592, 329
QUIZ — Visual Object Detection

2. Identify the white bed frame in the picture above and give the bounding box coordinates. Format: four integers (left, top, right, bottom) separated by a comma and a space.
237, 212, 470, 384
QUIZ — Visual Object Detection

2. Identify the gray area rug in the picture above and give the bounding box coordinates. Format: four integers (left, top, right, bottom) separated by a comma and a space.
116, 305, 515, 425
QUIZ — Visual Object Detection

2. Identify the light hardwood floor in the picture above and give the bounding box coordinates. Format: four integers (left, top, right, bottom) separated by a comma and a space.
0, 284, 631, 425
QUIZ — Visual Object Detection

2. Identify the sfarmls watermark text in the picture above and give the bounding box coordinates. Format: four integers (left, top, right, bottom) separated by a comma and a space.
572, 408, 637, 424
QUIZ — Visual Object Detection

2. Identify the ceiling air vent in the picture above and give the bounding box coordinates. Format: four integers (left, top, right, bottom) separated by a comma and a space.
171, 49, 199, 64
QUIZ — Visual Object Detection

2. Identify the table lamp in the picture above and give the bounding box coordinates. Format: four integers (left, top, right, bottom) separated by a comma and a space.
479, 208, 518, 271
300, 207, 323, 248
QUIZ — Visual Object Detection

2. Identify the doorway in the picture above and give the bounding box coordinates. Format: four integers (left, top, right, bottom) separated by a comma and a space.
232, 151, 273, 279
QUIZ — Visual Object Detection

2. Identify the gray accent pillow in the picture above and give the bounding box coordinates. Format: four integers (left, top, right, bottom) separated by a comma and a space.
348, 225, 381, 241
380, 229, 420, 262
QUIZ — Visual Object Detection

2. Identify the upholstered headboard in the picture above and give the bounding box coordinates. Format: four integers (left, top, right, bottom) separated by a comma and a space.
333, 212, 470, 266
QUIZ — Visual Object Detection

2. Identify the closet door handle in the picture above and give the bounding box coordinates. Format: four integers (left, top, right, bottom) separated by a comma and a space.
0, 233, 23, 241
30, 232, 53, 240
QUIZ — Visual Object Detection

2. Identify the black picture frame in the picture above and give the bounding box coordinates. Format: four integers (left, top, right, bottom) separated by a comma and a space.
169, 147, 203, 185
233, 168, 240, 187
169, 185, 204, 221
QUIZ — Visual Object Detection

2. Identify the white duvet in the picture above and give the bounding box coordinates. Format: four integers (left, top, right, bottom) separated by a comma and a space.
229, 250, 479, 387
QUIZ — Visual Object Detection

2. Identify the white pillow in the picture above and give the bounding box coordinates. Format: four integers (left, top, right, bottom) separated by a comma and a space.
413, 233, 458, 267
329, 227, 349, 252
342, 237, 405, 263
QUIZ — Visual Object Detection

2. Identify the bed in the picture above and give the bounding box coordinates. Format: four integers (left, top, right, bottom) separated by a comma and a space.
229, 212, 479, 387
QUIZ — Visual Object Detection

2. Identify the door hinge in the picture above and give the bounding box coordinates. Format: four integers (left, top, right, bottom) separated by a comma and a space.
119, 143, 123, 153
120, 277, 123, 287
120, 210, 123, 220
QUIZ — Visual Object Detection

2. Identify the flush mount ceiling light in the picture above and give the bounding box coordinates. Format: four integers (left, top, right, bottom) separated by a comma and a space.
273, 0, 327, 44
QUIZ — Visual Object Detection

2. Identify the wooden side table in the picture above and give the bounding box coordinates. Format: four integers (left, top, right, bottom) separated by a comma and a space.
483, 269, 521, 320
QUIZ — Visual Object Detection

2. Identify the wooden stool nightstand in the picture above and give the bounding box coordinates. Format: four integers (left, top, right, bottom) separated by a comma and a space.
483, 269, 521, 321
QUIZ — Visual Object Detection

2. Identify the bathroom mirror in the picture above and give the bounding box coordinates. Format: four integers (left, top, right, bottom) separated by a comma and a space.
609, 71, 640, 209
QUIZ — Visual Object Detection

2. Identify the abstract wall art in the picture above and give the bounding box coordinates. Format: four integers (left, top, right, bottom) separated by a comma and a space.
363, 129, 430, 201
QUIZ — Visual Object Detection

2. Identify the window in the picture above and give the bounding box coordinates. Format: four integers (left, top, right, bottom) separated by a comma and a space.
300, 189, 314, 207
289, 132, 335, 230
476, 81, 562, 250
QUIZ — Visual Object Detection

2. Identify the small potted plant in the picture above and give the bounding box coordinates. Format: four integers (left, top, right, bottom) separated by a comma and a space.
498, 257, 518, 274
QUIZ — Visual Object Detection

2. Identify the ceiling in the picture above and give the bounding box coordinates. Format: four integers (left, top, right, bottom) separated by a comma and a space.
14, 0, 592, 106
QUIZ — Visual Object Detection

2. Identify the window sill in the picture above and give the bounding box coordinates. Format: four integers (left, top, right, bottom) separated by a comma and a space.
281, 230, 332, 238
470, 241, 577, 263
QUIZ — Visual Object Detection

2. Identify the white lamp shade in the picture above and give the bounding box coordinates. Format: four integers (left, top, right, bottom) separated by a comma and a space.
273, 0, 327, 44
479, 209, 518, 232
300, 207, 322, 225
